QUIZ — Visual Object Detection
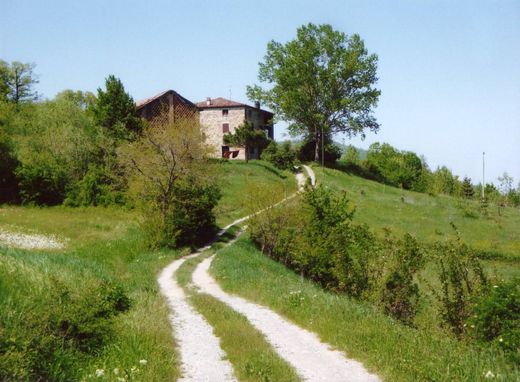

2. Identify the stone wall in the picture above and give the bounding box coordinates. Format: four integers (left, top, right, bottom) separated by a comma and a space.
200, 108, 247, 160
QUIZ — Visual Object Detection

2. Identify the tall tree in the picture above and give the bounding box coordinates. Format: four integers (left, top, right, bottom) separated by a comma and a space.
90, 75, 141, 140
0, 60, 38, 103
247, 23, 380, 162
119, 114, 220, 248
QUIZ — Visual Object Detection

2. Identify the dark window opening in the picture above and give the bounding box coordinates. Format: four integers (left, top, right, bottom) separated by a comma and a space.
222, 109, 228, 116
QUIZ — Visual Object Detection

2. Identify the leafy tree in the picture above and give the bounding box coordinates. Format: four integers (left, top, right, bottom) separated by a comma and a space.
223, 120, 270, 161
247, 23, 380, 162
461, 177, 474, 199
364, 142, 424, 190
0, 101, 19, 202
297, 135, 342, 165
119, 115, 220, 248
90, 75, 142, 141
342, 145, 360, 165
0, 60, 38, 103
14, 97, 98, 204
55, 89, 96, 110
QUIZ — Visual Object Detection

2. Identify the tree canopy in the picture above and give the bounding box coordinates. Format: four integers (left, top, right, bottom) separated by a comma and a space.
247, 23, 380, 162
0, 60, 38, 103
223, 121, 270, 161
90, 75, 142, 141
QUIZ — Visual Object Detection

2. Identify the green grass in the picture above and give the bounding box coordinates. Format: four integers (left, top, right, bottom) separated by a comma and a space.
211, 236, 519, 382
176, 251, 300, 382
0, 207, 181, 381
0, 160, 296, 380
0, 205, 135, 250
313, 166, 520, 261
215, 160, 297, 227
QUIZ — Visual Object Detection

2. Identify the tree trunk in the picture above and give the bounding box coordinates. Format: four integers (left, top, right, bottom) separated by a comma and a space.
314, 128, 320, 162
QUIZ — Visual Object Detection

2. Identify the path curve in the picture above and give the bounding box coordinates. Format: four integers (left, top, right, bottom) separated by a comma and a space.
302, 164, 316, 187
192, 256, 380, 382
157, 163, 315, 381
158, 249, 237, 382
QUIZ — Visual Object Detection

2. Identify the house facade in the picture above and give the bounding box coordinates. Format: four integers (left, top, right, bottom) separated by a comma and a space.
195, 97, 274, 160
136, 90, 274, 160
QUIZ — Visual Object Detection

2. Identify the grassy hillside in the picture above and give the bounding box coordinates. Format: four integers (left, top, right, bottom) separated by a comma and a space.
313, 166, 520, 261
215, 160, 297, 226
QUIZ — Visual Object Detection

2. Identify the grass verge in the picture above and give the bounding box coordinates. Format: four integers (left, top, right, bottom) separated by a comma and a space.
176, 247, 300, 382
211, 236, 519, 382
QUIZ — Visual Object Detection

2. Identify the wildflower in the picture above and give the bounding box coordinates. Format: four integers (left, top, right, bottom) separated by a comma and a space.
484, 370, 495, 379
139, 359, 148, 365
493, 285, 499, 288
113, 368, 119, 375
95, 369, 105, 377
499, 338, 503, 342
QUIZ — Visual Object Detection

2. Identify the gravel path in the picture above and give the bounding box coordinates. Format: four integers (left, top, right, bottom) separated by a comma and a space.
157, 163, 324, 381
158, 249, 237, 382
0, 230, 65, 250
193, 255, 380, 382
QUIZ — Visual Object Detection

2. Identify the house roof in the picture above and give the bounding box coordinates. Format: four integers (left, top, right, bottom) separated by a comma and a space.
196, 97, 274, 115
135, 90, 195, 109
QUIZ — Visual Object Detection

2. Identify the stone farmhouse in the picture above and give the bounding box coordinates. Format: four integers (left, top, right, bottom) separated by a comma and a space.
136, 90, 274, 160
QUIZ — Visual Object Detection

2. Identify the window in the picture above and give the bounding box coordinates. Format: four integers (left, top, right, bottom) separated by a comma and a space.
222, 109, 228, 117
222, 123, 229, 133
222, 146, 230, 158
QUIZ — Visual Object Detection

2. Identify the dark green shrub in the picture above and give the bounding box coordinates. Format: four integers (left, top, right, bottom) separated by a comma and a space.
64, 163, 128, 207
143, 178, 221, 248
298, 138, 341, 165
431, 226, 488, 338
261, 141, 298, 170
380, 234, 424, 325
469, 280, 520, 363
0, 275, 131, 381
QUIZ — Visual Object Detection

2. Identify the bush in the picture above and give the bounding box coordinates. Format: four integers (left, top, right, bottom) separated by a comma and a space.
120, 115, 221, 248
431, 226, 488, 338
298, 138, 341, 165
379, 234, 424, 325
469, 280, 520, 363
64, 163, 128, 207
249, 186, 430, 326
260, 141, 298, 170
0, 275, 130, 381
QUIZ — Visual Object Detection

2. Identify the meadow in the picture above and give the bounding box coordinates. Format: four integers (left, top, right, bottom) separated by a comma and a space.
315, 165, 520, 262
0, 160, 296, 381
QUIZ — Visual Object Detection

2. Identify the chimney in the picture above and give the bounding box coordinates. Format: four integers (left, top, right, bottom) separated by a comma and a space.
255, 101, 260, 109
206, 97, 211, 106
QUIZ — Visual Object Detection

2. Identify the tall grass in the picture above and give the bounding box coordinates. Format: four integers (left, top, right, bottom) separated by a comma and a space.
0, 209, 180, 381
212, 236, 519, 382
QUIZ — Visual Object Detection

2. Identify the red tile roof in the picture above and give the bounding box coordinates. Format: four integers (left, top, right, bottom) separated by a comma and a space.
196, 97, 273, 115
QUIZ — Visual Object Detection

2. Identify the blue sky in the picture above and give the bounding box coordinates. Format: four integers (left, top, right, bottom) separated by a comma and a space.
1, 0, 519, 185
